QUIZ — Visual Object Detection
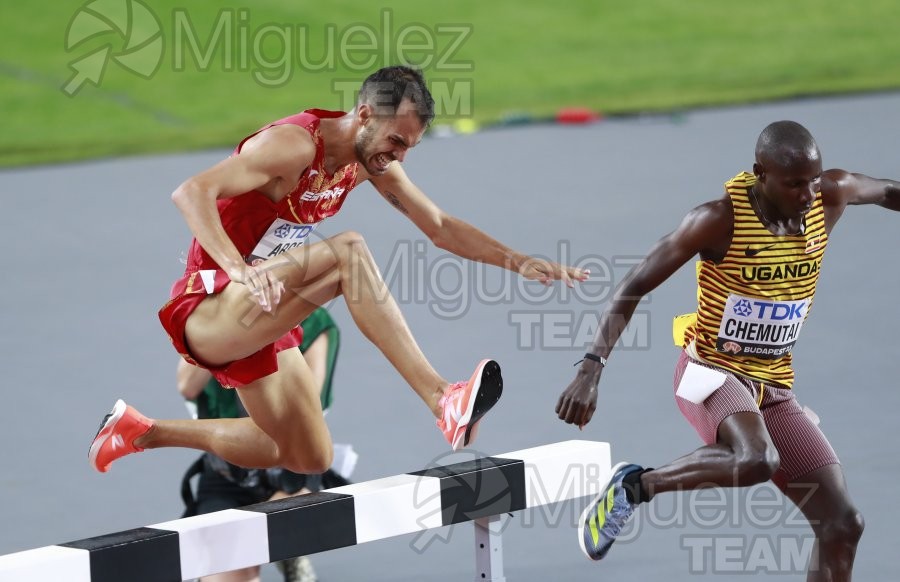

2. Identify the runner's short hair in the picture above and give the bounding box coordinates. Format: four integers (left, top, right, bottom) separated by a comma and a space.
357, 66, 435, 127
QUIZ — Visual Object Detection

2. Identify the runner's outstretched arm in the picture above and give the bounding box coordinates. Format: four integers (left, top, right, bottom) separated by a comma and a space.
556, 199, 732, 428
821, 169, 900, 213
370, 164, 589, 287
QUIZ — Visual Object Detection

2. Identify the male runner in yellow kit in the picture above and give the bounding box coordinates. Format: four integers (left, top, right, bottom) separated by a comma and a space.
557, 120, 899, 580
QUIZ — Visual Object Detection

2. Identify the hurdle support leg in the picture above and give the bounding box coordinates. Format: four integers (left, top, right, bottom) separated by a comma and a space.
473, 513, 507, 582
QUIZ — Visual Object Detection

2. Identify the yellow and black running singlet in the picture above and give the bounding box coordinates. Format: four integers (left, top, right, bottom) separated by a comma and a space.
681, 172, 828, 388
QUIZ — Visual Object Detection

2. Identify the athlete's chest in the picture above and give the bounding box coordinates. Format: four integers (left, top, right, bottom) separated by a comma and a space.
285, 163, 358, 224
242, 163, 359, 264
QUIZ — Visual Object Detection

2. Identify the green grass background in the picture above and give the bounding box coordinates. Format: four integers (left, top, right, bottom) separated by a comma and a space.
2, 0, 899, 166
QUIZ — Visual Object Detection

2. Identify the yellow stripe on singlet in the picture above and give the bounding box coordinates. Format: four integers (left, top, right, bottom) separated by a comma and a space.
678, 172, 828, 388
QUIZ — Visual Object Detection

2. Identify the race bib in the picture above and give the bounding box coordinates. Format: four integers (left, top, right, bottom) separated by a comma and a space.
715, 294, 809, 359
247, 218, 318, 265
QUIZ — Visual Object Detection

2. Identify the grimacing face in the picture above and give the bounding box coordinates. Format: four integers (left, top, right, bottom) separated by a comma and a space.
354, 100, 425, 175
758, 150, 823, 220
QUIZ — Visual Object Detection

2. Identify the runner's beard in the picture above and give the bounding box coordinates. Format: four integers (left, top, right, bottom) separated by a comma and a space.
354, 125, 384, 175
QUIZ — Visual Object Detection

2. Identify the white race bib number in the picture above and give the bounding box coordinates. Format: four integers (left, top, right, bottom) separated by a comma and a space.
247, 218, 318, 264
715, 294, 809, 359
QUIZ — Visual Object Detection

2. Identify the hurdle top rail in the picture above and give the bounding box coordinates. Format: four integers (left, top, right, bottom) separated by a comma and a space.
0, 440, 611, 582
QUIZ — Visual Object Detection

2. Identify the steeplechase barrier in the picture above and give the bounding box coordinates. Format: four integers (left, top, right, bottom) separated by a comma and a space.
0, 440, 610, 581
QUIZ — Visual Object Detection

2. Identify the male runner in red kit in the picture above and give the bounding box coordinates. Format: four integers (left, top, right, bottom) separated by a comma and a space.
90, 66, 587, 474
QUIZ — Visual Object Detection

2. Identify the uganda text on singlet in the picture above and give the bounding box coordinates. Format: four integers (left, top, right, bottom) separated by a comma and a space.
679, 172, 829, 389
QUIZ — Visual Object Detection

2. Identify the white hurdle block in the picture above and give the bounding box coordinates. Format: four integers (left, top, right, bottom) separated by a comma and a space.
0, 440, 611, 581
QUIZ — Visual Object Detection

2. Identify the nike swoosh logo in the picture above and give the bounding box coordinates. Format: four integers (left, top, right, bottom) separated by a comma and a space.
744, 244, 777, 257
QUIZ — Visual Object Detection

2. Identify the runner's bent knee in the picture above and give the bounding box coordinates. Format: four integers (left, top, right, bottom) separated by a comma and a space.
334, 230, 367, 246
734, 445, 779, 484
819, 509, 865, 545
273, 231, 370, 282
332, 230, 372, 261
278, 440, 333, 474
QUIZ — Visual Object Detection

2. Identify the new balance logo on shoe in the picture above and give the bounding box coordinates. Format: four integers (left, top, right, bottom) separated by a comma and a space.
89, 399, 153, 473
446, 400, 464, 423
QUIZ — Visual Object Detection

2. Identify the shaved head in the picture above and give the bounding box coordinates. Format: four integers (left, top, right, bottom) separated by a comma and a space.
752, 120, 824, 223
755, 121, 820, 169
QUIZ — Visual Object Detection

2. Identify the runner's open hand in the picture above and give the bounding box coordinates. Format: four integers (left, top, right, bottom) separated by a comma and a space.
229, 263, 284, 313
519, 257, 589, 287
556, 365, 603, 428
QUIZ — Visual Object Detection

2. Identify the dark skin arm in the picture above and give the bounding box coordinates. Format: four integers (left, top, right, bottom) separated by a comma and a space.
558, 168, 900, 428
555, 197, 734, 427
820, 169, 900, 232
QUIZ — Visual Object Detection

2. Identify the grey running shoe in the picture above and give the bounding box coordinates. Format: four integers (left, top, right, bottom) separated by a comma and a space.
578, 462, 643, 560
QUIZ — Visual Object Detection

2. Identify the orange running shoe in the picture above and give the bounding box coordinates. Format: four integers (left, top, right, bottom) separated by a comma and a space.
88, 399, 154, 473
437, 359, 503, 450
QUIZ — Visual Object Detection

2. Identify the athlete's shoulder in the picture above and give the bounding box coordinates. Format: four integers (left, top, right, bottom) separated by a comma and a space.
686, 195, 734, 231
819, 168, 854, 206
255, 123, 316, 148
240, 124, 316, 164
675, 195, 734, 260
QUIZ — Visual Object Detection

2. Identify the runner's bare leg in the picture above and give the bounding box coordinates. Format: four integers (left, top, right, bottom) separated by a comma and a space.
137, 232, 451, 470
138, 349, 332, 473
187, 231, 449, 414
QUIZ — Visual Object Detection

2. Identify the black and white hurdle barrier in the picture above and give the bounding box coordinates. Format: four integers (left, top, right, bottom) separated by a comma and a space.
0, 440, 611, 581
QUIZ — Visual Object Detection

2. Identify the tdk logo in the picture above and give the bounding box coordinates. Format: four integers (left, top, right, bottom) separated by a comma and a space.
274, 224, 314, 240
732, 299, 753, 317
733, 300, 806, 321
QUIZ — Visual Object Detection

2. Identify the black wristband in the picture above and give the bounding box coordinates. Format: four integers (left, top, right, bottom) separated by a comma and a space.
575, 353, 607, 367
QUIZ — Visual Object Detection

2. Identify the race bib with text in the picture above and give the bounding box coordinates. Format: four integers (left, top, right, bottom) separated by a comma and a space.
715, 294, 810, 359
247, 218, 318, 265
